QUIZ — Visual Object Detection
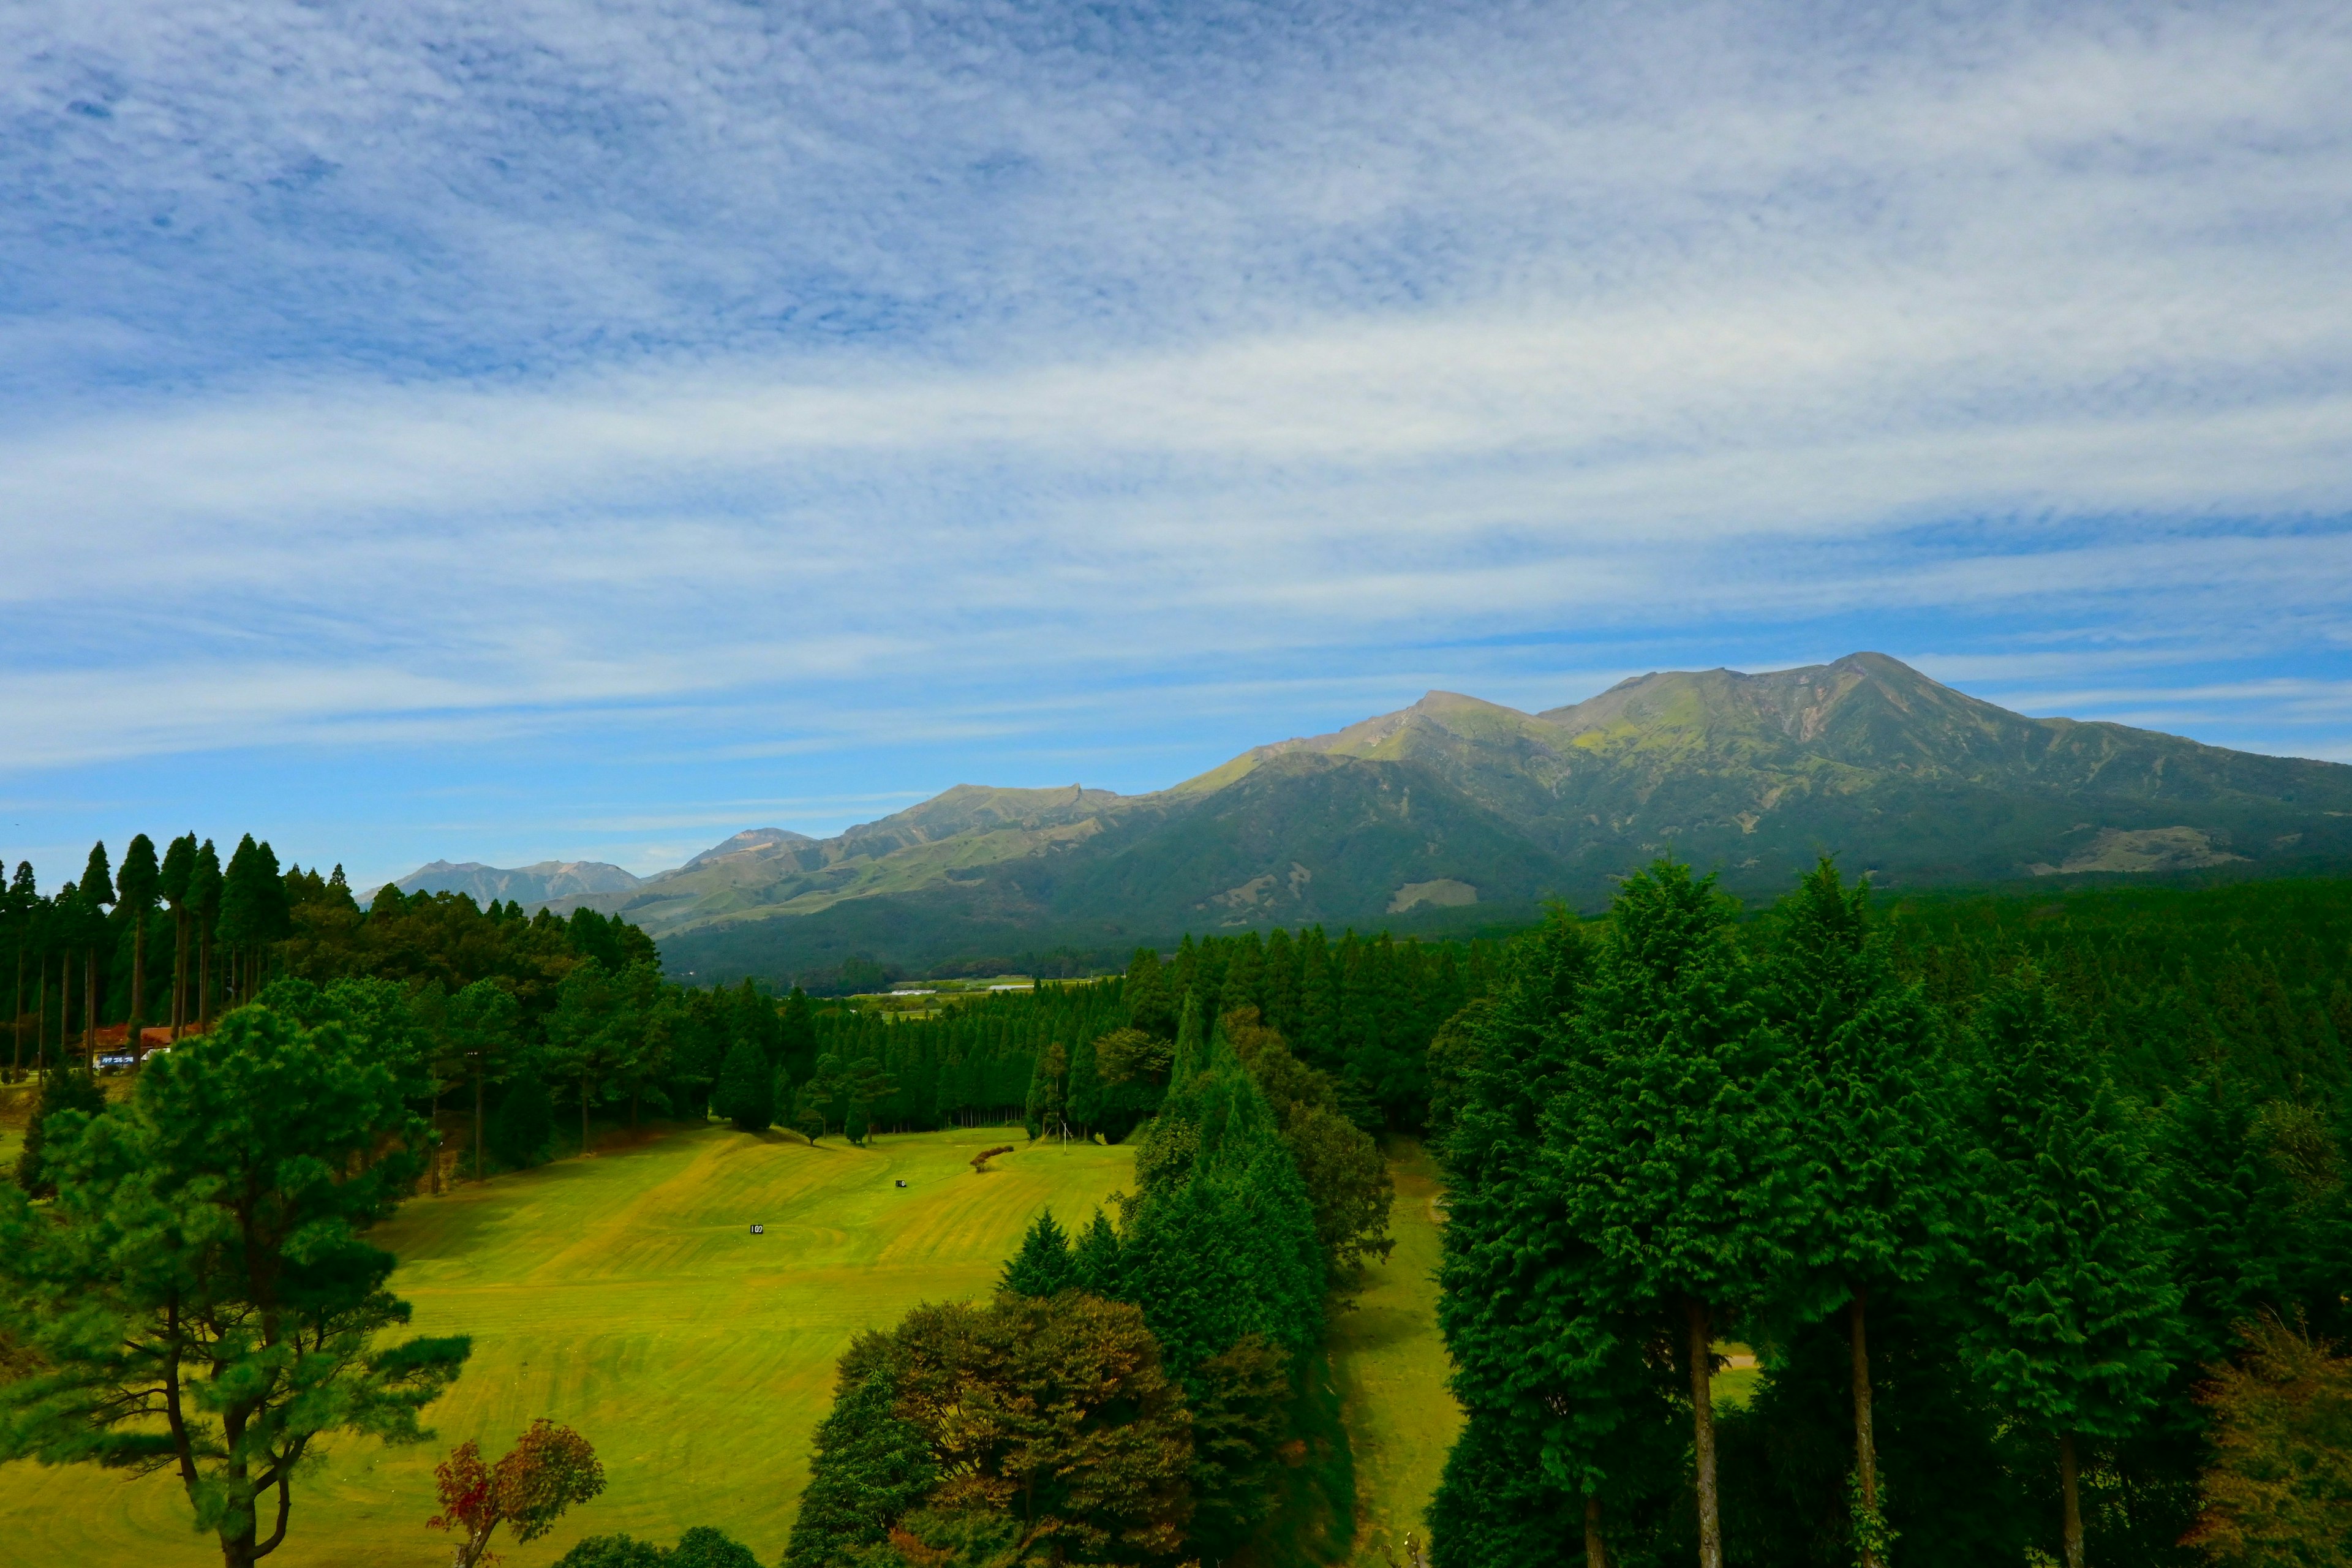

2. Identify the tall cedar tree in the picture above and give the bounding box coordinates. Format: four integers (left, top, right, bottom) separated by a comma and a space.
1433, 911, 1684, 1566
157, 834, 195, 1040
188, 839, 222, 1030
75, 842, 113, 1065
115, 834, 159, 1046
1546, 861, 1794, 1568
712, 1040, 773, 1133
1954, 969, 2182, 1568
0, 1005, 470, 1567
1766, 859, 1947, 1562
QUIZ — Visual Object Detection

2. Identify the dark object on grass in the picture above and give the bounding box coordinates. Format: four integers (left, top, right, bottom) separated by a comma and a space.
895, 1179, 907, 1188
971, 1144, 1014, 1173
750, 1224, 764, 1235
556, 1526, 760, 1568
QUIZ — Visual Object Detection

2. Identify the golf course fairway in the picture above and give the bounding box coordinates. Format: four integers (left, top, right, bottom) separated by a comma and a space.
0, 1123, 1457, 1566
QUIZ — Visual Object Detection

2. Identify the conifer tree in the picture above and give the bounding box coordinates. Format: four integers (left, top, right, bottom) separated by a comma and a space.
156, 835, 195, 1040
1168, 990, 1205, 1085
1768, 859, 1946, 1562
1436, 910, 1681, 1565
712, 1041, 773, 1133
783, 1370, 940, 1568
74, 842, 113, 1065
1953, 970, 2182, 1568
1001, 1208, 1075, 1296
113, 834, 159, 1049
488, 1074, 555, 1170
1071, 1210, 1123, 1297
187, 840, 222, 1030
1547, 861, 1793, 1568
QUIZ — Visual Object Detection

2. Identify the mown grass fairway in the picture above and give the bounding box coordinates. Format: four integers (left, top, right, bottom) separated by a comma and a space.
0, 1123, 1134, 1567
1330, 1139, 1460, 1566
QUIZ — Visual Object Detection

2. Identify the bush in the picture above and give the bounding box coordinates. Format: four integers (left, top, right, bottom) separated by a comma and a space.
488, 1074, 555, 1170
14, 1069, 107, 1196
555, 1527, 758, 1568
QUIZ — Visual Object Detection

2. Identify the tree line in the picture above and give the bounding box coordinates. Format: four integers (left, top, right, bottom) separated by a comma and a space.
1430, 860, 2352, 1568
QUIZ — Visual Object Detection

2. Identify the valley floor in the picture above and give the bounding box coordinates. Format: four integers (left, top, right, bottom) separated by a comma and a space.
0, 1124, 1461, 1567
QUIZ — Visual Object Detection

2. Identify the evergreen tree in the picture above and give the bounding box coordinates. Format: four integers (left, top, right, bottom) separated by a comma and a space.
1436, 910, 1681, 1564
187, 839, 222, 1029
1168, 990, 1205, 1085
113, 835, 159, 1046
488, 1074, 555, 1170
1768, 859, 1947, 1562
1001, 1208, 1075, 1296
13, 1066, 107, 1196
783, 1369, 940, 1568
1545, 861, 1794, 1568
712, 1041, 773, 1134
1072, 1209, 1123, 1297
157, 834, 195, 1041
1953, 970, 2182, 1568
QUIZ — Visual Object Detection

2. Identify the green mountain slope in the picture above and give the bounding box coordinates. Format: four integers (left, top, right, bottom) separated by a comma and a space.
560, 653, 2352, 984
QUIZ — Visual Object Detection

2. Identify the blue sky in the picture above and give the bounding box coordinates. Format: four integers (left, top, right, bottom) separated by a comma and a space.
6, 0, 2351, 889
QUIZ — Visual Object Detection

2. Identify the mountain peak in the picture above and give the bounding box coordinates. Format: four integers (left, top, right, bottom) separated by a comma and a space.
682, 827, 816, 869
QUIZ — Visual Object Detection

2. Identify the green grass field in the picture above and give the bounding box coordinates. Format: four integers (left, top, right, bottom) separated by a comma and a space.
0, 1121, 1462, 1567
1330, 1139, 1460, 1567
0, 1123, 1135, 1566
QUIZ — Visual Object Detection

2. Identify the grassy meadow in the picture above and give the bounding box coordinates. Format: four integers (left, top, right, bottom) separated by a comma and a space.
0, 1123, 1134, 1566
1329, 1139, 1459, 1567
0, 1122, 1463, 1567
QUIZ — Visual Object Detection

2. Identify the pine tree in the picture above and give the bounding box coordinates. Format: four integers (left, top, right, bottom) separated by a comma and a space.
1072, 1210, 1123, 1297
1953, 969, 2182, 1568
1168, 991, 1205, 1085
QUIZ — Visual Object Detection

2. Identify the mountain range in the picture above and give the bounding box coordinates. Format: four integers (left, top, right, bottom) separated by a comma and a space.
399, 654, 2352, 986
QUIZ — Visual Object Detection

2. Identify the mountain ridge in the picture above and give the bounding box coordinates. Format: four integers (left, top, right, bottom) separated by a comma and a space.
405, 654, 2352, 984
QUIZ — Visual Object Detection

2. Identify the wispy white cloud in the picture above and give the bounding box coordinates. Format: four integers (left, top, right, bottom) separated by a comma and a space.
2, 0, 2350, 876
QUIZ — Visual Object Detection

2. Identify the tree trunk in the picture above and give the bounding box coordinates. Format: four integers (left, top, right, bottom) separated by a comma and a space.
198, 926, 211, 1031
475, 1064, 486, 1182
11, 945, 22, 1076
2060, 1431, 2083, 1568
130, 914, 146, 1055
1686, 1295, 1724, 1568
1585, 1491, 1608, 1567
581, 1072, 592, 1157
172, 907, 187, 1039
1852, 1289, 1881, 1567
83, 946, 96, 1070
32, 954, 45, 1076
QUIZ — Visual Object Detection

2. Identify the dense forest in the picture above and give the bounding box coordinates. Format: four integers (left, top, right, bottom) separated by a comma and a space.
1432, 865, 2352, 1568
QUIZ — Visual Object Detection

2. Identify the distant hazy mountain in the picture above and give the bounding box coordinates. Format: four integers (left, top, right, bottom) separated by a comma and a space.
395, 858, 643, 905
531, 654, 2352, 984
